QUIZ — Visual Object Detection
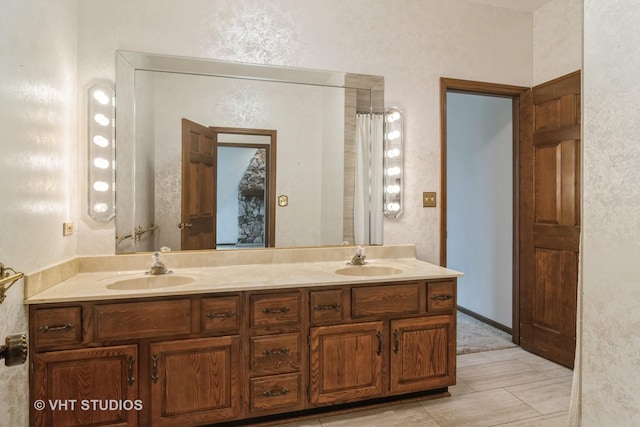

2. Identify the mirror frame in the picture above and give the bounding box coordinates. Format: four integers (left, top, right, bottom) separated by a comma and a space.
114, 50, 384, 253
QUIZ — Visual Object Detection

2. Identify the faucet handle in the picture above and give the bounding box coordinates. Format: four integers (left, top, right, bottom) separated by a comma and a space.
355, 246, 365, 257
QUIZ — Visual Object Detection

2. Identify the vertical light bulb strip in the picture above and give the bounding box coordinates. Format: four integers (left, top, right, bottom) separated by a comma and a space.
384, 107, 403, 218
88, 83, 115, 221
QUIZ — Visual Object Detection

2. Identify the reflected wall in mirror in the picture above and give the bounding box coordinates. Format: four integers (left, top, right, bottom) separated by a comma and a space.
115, 51, 384, 253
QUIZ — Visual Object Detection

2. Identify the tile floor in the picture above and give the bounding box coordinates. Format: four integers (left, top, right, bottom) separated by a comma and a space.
276, 347, 574, 427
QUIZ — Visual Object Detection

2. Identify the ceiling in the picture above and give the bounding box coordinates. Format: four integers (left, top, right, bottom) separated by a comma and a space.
465, 0, 554, 13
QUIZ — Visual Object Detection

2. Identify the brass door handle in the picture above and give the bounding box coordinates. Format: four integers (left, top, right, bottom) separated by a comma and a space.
177, 223, 193, 229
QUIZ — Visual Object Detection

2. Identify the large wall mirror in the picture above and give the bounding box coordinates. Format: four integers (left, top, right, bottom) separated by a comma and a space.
115, 51, 384, 254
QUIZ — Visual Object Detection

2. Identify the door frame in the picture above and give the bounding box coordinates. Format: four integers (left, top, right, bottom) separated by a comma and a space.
211, 126, 277, 248
439, 78, 528, 343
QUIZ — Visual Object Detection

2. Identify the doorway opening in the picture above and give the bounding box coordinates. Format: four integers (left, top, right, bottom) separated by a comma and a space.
440, 78, 528, 344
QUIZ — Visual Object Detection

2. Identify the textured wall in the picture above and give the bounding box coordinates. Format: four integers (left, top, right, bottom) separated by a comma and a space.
0, 0, 78, 425
533, 0, 583, 85
582, 1, 640, 424
76, 0, 533, 262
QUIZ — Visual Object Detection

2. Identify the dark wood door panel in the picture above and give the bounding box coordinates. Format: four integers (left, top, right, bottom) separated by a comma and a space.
520, 70, 580, 368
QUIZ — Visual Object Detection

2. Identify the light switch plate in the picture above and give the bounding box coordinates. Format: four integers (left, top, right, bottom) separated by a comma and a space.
63, 222, 74, 236
423, 192, 436, 208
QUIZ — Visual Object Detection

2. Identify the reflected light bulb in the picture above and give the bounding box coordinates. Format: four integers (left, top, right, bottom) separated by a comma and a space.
386, 185, 400, 194
94, 113, 110, 126
386, 167, 401, 176
93, 135, 109, 147
93, 157, 110, 169
93, 90, 110, 105
386, 130, 400, 140
93, 203, 108, 213
93, 181, 109, 192
386, 202, 400, 212
386, 148, 400, 158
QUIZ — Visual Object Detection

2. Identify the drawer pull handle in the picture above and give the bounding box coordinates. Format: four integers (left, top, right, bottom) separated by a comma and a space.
263, 388, 289, 397
151, 354, 159, 384
127, 356, 135, 386
262, 307, 290, 314
38, 323, 74, 333
376, 331, 382, 356
314, 303, 341, 311
263, 348, 290, 356
207, 311, 235, 319
431, 295, 453, 301
393, 329, 399, 353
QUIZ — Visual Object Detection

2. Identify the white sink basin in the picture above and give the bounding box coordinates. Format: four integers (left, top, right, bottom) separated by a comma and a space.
105, 274, 196, 290
334, 265, 403, 277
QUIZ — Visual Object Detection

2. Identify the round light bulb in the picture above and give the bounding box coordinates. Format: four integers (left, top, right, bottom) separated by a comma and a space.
94, 113, 110, 126
93, 181, 109, 192
93, 157, 110, 169
93, 90, 110, 105
93, 135, 109, 147
386, 167, 401, 176
93, 203, 108, 213
386, 148, 400, 158
386, 185, 400, 194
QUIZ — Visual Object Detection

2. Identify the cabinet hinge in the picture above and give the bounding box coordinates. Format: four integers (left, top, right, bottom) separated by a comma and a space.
307, 335, 311, 345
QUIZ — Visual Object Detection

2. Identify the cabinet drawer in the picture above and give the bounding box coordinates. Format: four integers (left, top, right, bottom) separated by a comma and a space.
201, 296, 241, 333
95, 299, 191, 340
427, 281, 456, 313
250, 293, 301, 329
250, 333, 300, 376
33, 307, 82, 348
352, 283, 421, 317
310, 289, 345, 323
250, 373, 302, 413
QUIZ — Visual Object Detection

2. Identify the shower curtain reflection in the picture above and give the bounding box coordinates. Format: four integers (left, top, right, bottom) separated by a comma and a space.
354, 114, 384, 245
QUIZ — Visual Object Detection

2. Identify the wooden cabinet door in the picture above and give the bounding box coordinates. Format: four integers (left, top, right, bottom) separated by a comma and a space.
31, 345, 138, 427
390, 316, 455, 394
309, 321, 384, 406
149, 336, 241, 426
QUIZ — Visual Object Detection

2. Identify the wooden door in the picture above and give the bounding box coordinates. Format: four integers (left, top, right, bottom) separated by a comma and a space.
390, 315, 455, 394
519, 71, 580, 368
181, 119, 216, 250
31, 345, 138, 427
149, 336, 241, 426
309, 321, 384, 406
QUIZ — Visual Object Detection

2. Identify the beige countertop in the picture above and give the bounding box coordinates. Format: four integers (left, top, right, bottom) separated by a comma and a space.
24, 245, 462, 305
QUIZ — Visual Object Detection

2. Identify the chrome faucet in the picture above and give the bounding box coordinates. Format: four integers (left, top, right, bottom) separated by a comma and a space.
350, 246, 367, 266
147, 252, 172, 275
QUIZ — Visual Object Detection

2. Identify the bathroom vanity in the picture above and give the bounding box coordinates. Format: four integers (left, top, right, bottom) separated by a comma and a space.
25, 246, 460, 426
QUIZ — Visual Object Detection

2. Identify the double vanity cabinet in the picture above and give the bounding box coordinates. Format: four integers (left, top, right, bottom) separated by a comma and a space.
26, 248, 460, 426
